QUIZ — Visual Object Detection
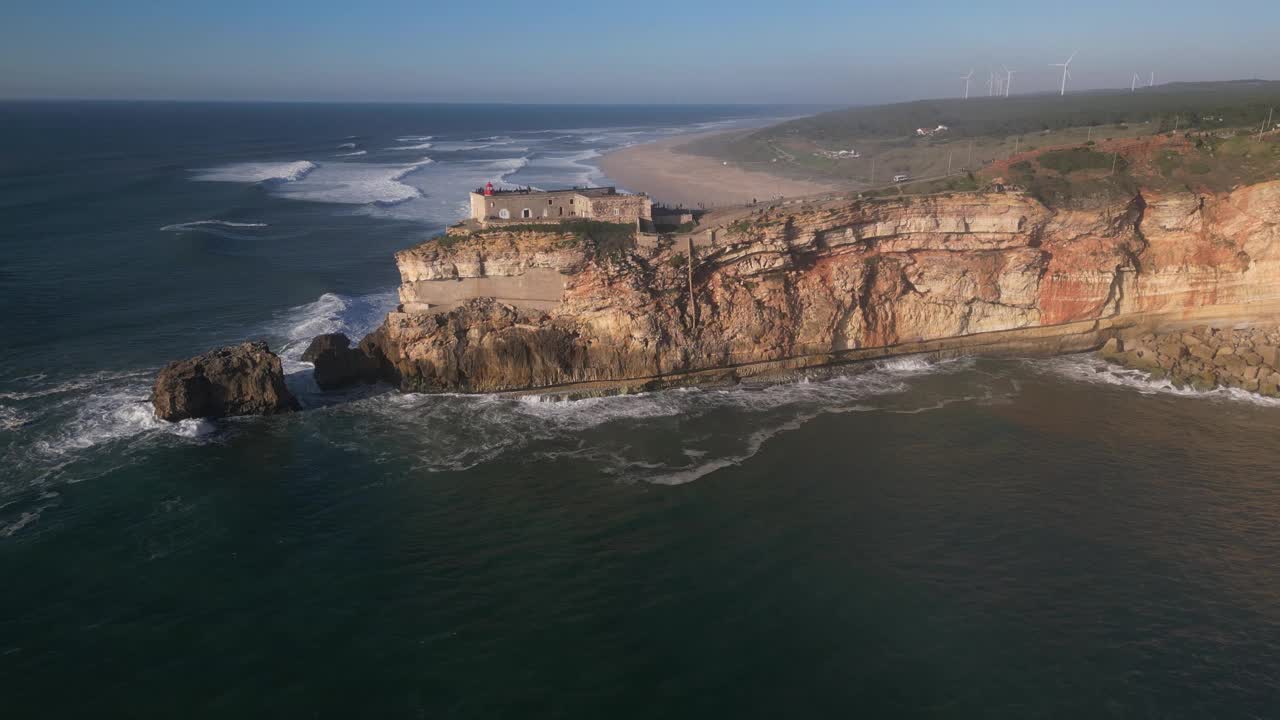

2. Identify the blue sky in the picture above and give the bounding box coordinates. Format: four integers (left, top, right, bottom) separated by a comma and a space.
3, 0, 1278, 103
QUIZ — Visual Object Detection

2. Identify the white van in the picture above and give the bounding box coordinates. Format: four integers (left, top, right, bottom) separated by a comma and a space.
892, 173, 910, 183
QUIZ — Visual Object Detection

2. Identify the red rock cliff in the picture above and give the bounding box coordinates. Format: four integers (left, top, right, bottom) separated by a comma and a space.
363, 182, 1280, 393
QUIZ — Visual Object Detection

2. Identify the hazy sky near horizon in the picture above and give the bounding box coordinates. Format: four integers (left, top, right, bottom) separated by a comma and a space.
4, 0, 1278, 104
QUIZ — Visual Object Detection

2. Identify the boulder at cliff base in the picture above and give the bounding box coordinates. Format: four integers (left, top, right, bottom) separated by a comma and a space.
151, 341, 300, 421
303, 332, 386, 390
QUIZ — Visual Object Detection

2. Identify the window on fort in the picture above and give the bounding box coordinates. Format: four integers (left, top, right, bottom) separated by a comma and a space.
613, 208, 620, 216
548, 199, 553, 204
522, 208, 531, 219
498, 208, 510, 219
542, 208, 549, 217
558, 207, 563, 216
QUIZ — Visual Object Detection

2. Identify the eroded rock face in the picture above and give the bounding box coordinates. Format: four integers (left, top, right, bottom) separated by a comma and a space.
360, 182, 1280, 394
303, 333, 386, 390
1102, 325, 1280, 395
152, 342, 298, 421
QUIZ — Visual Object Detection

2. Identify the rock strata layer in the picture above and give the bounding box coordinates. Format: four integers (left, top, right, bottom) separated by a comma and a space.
1101, 326, 1280, 395
152, 341, 299, 421
349, 181, 1280, 394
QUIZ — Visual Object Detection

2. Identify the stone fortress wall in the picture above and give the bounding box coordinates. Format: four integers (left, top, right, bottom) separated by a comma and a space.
470, 187, 650, 226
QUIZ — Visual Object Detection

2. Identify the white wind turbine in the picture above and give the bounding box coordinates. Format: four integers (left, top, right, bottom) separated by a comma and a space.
961, 69, 974, 99
1003, 66, 1017, 97
1132, 73, 1140, 92
1050, 51, 1076, 96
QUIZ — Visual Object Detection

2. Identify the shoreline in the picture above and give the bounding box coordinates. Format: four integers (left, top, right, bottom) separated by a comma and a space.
596, 129, 838, 208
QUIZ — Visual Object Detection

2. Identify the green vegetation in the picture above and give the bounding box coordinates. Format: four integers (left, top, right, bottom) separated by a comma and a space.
431, 220, 638, 259
684, 81, 1280, 203
668, 252, 688, 271
432, 232, 463, 249
1037, 147, 1128, 174
747, 81, 1280, 143
861, 173, 979, 198
1156, 150, 1182, 176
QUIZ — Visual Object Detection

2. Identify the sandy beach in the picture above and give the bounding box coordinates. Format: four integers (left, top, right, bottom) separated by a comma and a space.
597, 130, 837, 208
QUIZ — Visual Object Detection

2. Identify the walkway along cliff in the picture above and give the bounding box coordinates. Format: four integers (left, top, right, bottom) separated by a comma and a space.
340, 181, 1280, 394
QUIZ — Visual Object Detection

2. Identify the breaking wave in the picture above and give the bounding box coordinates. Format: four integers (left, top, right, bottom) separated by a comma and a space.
160, 220, 269, 232
386, 142, 434, 151
1029, 356, 1280, 407
272, 158, 433, 206
271, 289, 399, 364
193, 160, 317, 184
335, 150, 367, 157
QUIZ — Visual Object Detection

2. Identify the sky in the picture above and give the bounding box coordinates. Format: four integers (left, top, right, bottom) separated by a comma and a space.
3, 0, 1279, 104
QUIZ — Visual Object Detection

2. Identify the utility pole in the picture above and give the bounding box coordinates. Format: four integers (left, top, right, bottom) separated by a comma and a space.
870, 157, 876, 185
1111, 152, 1119, 176
1013, 137, 1020, 156
1259, 107, 1274, 141
947, 151, 953, 176
1174, 115, 1179, 133
1087, 126, 1093, 142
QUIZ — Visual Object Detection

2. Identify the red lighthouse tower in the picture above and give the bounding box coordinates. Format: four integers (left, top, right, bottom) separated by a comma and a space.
484, 181, 494, 196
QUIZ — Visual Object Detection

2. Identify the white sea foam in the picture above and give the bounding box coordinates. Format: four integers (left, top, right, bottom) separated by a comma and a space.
0, 370, 152, 402
272, 158, 432, 205
160, 220, 268, 232
1030, 356, 1280, 407
337, 142, 357, 149
0, 405, 28, 431
0, 509, 43, 538
430, 137, 517, 152
334, 150, 367, 157
322, 356, 996, 484
13, 379, 216, 477
510, 149, 604, 188
193, 160, 317, 184
396, 135, 434, 143
386, 142, 434, 151
271, 289, 399, 363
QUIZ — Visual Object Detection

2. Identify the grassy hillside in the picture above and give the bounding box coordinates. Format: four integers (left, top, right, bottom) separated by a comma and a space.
684, 81, 1280, 205
750, 80, 1280, 142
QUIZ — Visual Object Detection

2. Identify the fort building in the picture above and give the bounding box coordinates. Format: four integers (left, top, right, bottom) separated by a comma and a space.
469, 183, 652, 227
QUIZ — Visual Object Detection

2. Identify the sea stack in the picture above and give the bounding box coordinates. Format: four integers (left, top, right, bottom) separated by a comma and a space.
302, 332, 387, 389
151, 341, 299, 421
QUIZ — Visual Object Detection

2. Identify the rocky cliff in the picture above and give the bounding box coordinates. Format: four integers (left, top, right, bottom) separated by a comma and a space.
354, 182, 1280, 394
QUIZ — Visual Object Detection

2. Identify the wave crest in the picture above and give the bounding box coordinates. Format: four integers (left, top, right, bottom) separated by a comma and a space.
160, 220, 268, 232
193, 160, 317, 184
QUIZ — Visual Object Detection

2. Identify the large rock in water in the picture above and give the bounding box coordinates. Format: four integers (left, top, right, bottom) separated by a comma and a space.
152, 341, 299, 421
302, 333, 386, 389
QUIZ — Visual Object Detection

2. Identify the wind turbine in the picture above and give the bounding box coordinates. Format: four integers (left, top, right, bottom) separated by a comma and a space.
1050, 51, 1076, 96
961, 69, 974, 99
1149, 71, 1155, 87
1003, 66, 1016, 97
1132, 73, 1140, 92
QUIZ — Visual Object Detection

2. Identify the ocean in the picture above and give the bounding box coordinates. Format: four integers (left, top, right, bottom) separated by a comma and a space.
2, 101, 1280, 717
